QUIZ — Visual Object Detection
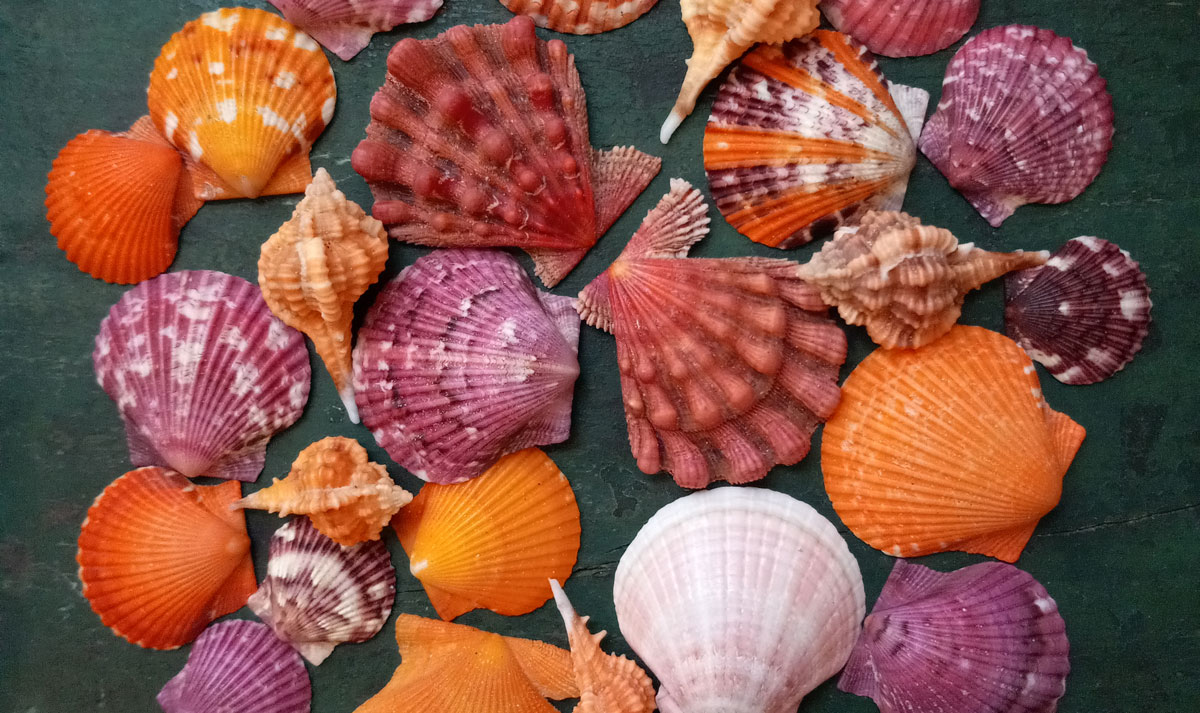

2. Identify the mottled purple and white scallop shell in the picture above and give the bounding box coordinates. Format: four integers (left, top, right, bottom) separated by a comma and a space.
267, 0, 445, 60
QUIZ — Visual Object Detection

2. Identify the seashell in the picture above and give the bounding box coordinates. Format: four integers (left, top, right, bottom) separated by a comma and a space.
798, 210, 1049, 349
148, 7, 337, 199
614, 488, 866, 713
76, 467, 256, 650
704, 32, 928, 249
659, 0, 821, 143
577, 179, 846, 488
354, 614, 579, 713
1005, 236, 1152, 385
919, 25, 1114, 226
392, 448, 581, 620
822, 325, 1086, 562
549, 580, 656, 713
237, 437, 412, 546
259, 168, 388, 422
93, 270, 311, 482
351, 16, 660, 286
354, 249, 581, 484
819, 0, 979, 57
839, 559, 1070, 713
249, 517, 396, 665
267, 0, 445, 60
499, 0, 658, 34
157, 619, 311, 713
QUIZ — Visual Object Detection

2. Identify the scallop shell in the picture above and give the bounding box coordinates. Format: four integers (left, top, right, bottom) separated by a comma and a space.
249, 517, 395, 665
500, 0, 658, 34
157, 619, 311, 713
578, 179, 846, 488
840, 560, 1070, 713
259, 168, 388, 422
819, 0, 979, 57
614, 488, 865, 713
354, 615, 579, 713
704, 32, 928, 248
351, 16, 660, 286
1005, 236, 1152, 385
93, 270, 311, 482
392, 448, 581, 620
919, 25, 1114, 226
237, 437, 413, 546
267, 0, 445, 60
822, 325, 1086, 562
76, 467, 256, 650
659, 0, 821, 143
354, 249, 580, 484
798, 210, 1049, 348
148, 7, 337, 199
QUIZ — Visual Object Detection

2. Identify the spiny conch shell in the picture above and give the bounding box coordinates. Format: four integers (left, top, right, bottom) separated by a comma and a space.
258, 168, 388, 423
236, 436, 412, 546
797, 210, 1049, 349
577, 179, 846, 488
919, 25, 1114, 226
353, 615, 580, 713
76, 468, 256, 650
819, 0, 979, 57
704, 31, 929, 248
148, 7, 337, 199
45, 116, 205, 284
93, 270, 311, 482
659, 0, 821, 143
157, 619, 312, 713
839, 560, 1070, 713
351, 16, 661, 286
392, 449, 581, 620
549, 580, 656, 713
500, 0, 659, 34
822, 325, 1086, 562
1005, 236, 1152, 385
354, 249, 581, 484
614, 488, 865, 713
249, 518, 396, 665
267, 0, 445, 60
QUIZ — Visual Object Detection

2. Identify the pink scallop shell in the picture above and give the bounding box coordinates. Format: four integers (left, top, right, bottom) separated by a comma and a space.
94, 270, 311, 482
267, 0, 444, 61
499, 0, 658, 34
820, 0, 979, 57
353, 249, 580, 484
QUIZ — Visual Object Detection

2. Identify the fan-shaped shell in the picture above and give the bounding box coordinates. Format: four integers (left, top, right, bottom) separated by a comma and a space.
578, 179, 846, 488
267, 0, 445, 60
76, 467, 256, 650
354, 249, 581, 484
351, 16, 660, 286
259, 168, 388, 422
500, 0, 658, 34
148, 7, 337, 199
820, 0, 979, 57
93, 270, 311, 482
704, 32, 928, 248
157, 619, 312, 713
392, 448, 581, 620
614, 488, 866, 713
249, 517, 395, 665
823, 325, 1086, 562
840, 560, 1070, 713
1006, 236, 1152, 385
919, 25, 1114, 226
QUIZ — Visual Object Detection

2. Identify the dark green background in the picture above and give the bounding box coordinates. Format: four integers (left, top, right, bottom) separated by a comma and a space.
1, 0, 1197, 710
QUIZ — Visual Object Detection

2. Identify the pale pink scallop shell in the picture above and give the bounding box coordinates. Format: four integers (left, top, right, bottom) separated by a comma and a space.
267, 0, 444, 61
499, 0, 659, 34
820, 0, 979, 57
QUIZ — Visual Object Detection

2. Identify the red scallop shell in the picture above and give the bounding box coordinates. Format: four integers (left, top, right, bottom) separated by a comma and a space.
820, 0, 979, 57
499, 0, 658, 34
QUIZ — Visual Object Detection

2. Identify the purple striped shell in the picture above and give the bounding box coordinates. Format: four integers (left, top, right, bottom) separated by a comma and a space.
267, 0, 444, 60
250, 517, 395, 665
353, 249, 580, 484
93, 270, 311, 482
820, 0, 979, 57
840, 560, 1070, 713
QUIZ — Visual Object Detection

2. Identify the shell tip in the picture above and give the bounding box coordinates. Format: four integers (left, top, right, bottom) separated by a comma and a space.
548, 578, 576, 628
660, 112, 684, 144
340, 386, 360, 424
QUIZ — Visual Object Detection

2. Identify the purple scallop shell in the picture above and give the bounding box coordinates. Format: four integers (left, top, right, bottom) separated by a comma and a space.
919, 25, 1114, 226
353, 248, 581, 484
157, 619, 311, 713
267, 0, 444, 60
250, 517, 395, 665
1005, 236, 1151, 385
820, 0, 980, 58
93, 270, 311, 482
840, 560, 1069, 713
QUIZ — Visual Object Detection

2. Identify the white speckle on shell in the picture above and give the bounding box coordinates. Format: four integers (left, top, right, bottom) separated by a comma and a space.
274, 72, 298, 90
1034, 597, 1055, 613
257, 106, 291, 135
163, 112, 179, 139
187, 130, 203, 160
201, 11, 239, 32
265, 27, 288, 41
215, 98, 237, 123
1120, 290, 1149, 320
321, 97, 336, 125
208, 61, 225, 75
294, 32, 319, 51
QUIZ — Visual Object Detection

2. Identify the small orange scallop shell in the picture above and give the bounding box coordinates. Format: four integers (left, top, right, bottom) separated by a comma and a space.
148, 7, 337, 199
